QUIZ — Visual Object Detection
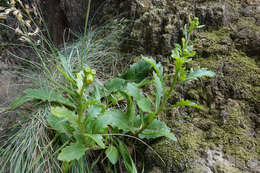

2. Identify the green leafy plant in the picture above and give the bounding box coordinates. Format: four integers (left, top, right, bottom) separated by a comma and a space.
8, 16, 215, 172
0, 1, 126, 172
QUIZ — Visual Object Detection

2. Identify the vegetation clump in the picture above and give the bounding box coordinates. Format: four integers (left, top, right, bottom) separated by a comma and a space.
0, 8, 215, 172
0, 1, 219, 172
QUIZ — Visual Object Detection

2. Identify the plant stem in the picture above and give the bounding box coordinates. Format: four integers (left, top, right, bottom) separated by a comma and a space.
77, 81, 87, 132
157, 70, 179, 115
134, 113, 155, 136
80, 0, 92, 69
135, 70, 179, 136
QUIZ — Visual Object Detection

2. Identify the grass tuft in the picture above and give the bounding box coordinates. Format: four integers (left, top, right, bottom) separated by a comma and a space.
0, 15, 129, 173
0, 1, 131, 172
0, 106, 62, 173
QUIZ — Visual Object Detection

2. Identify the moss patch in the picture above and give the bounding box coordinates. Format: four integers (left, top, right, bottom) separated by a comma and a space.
146, 28, 260, 172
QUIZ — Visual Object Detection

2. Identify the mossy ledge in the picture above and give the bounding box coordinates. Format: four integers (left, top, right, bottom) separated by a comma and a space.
144, 27, 260, 173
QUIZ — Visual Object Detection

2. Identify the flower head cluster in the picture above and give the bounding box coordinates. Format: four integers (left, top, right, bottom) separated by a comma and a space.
84, 67, 96, 84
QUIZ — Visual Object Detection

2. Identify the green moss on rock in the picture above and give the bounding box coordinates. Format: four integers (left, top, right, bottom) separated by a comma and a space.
213, 161, 242, 173
145, 28, 260, 172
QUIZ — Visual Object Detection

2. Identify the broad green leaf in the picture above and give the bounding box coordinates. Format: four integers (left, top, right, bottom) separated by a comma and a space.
174, 98, 202, 109
117, 139, 138, 173
9, 96, 34, 110
93, 82, 102, 101
85, 134, 105, 149
122, 92, 136, 126
119, 60, 152, 83
58, 143, 87, 162
23, 88, 75, 108
126, 83, 140, 99
54, 96, 75, 109
182, 50, 196, 58
100, 110, 132, 132
46, 114, 74, 136
138, 119, 177, 141
84, 108, 120, 134
153, 72, 163, 112
106, 92, 124, 105
185, 67, 215, 81
137, 96, 152, 113
23, 88, 50, 101
128, 99, 136, 126
127, 83, 152, 113
142, 56, 163, 79
86, 104, 103, 118
105, 145, 119, 165
51, 107, 77, 126
85, 116, 109, 134
104, 78, 126, 93
92, 81, 107, 99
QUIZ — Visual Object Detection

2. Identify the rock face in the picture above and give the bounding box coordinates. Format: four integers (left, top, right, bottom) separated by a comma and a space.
40, 0, 67, 45
57, 0, 260, 57
127, 0, 233, 55
231, 17, 260, 57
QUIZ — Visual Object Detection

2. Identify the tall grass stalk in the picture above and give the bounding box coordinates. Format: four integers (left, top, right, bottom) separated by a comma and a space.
80, 0, 92, 69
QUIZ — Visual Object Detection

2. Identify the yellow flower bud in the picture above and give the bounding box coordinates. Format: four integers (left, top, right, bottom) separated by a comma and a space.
84, 67, 91, 74
86, 74, 93, 84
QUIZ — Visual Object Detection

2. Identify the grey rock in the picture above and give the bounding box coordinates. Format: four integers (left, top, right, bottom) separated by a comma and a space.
232, 24, 260, 56
58, 0, 239, 55
247, 160, 260, 173
240, 6, 256, 17
195, 5, 228, 30
146, 167, 164, 173
185, 166, 212, 173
